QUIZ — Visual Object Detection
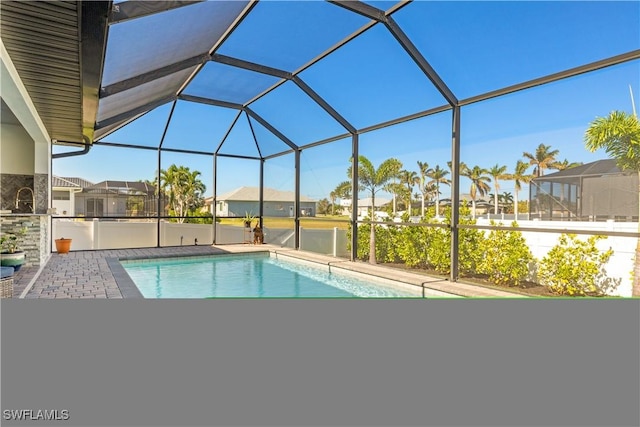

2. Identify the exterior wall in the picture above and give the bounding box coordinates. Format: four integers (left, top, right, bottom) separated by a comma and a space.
0, 124, 34, 174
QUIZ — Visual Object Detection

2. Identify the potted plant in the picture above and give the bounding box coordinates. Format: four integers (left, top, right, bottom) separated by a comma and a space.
0, 227, 27, 271
243, 211, 257, 229
55, 237, 72, 254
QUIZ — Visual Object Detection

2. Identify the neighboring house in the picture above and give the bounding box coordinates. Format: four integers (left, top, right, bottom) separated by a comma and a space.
530, 159, 638, 221
338, 197, 391, 218
52, 176, 158, 217
206, 187, 317, 218
52, 176, 94, 216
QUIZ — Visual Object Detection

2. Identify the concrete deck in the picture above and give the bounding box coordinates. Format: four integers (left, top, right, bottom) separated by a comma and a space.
13, 244, 525, 298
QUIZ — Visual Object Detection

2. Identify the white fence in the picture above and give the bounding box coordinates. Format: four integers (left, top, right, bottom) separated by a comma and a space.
52, 219, 214, 250
52, 219, 637, 296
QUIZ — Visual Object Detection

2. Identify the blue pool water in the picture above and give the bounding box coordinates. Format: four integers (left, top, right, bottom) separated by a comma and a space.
122, 254, 420, 298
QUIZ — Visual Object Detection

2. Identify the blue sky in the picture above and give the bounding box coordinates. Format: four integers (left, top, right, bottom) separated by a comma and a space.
54, 0, 640, 203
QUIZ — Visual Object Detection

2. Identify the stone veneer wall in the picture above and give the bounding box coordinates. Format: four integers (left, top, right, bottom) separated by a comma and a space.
1, 173, 33, 212
0, 215, 48, 267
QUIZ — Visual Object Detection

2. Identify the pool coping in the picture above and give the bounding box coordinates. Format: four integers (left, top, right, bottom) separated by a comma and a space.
109, 247, 524, 298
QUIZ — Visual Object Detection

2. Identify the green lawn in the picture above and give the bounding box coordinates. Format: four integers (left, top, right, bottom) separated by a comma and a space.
218, 215, 351, 230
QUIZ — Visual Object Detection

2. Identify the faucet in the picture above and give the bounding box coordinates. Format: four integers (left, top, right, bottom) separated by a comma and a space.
15, 187, 35, 213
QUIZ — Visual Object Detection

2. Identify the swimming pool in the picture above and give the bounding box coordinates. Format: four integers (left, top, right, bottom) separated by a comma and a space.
122, 253, 422, 298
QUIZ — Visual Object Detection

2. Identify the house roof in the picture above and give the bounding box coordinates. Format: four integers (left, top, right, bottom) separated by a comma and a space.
355, 197, 390, 208
85, 180, 155, 194
534, 159, 630, 181
212, 187, 316, 203
52, 176, 95, 188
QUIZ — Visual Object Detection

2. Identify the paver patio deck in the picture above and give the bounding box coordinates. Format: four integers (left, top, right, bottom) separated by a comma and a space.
15, 244, 524, 299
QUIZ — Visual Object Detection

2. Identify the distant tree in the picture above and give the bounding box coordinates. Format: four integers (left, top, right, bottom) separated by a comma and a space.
427, 165, 450, 217
499, 192, 514, 212
523, 143, 560, 177
386, 163, 404, 215
550, 158, 583, 171
506, 160, 534, 221
161, 164, 206, 223
584, 110, 640, 296
332, 181, 352, 215
462, 165, 491, 219
399, 169, 419, 213
488, 164, 508, 215
416, 161, 432, 218
317, 198, 331, 215
348, 156, 402, 264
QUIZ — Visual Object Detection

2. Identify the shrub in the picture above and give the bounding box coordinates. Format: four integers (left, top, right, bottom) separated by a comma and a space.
347, 222, 400, 263
478, 222, 535, 286
397, 224, 430, 268
538, 234, 616, 296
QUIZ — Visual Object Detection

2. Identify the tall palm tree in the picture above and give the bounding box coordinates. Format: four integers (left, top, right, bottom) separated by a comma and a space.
348, 156, 402, 264
507, 160, 534, 221
523, 143, 560, 177
399, 169, 419, 213
427, 165, 450, 217
488, 164, 508, 215
416, 161, 432, 218
160, 164, 180, 215
462, 165, 491, 218
585, 110, 640, 296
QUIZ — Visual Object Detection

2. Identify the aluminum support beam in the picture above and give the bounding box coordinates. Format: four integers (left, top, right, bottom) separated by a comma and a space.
262, 149, 296, 161
292, 76, 356, 134
176, 0, 258, 96
211, 54, 292, 80
244, 108, 298, 150
460, 49, 640, 107
109, 1, 204, 24
329, 1, 458, 107
246, 113, 263, 158
101, 54, 209, 98
259, 160, 264, 229
327, 0, 387, 21
95, 95, 176, 129
214, 111, 243, 154
81, 2, 110, 143
179, 94, 243, 110
213, 154, 218, 244
294, 149, 301, 250
350, 134, 359, 262
450, 107, 461, 282
384, 17, 458, 107
156, 101, 177, 246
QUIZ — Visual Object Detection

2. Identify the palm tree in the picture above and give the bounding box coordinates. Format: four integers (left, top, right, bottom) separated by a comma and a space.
488, 164, 508, 215
160, 164, 180, 215
523, 143, 560, 177
507, 160, 534, 221
427, 165, 450, 217
550, 158, 583, 171
416, 161, 432, 218
585, 110, 640, 296
332, 181, 352, 215
160, 165, 206, 223
499, 192, 514, 212
348, 156, 402, 264
462, 165, 491, 218
399, 169, 419, 213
